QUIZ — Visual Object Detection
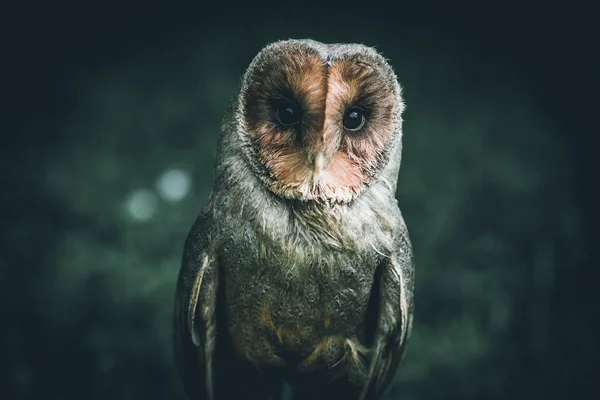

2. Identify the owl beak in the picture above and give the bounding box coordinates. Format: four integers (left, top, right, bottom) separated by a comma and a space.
313, 152, 329, 176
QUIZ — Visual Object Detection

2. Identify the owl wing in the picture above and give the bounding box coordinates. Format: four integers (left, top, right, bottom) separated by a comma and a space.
359, 232, 414, 400
173, 209, 219, 400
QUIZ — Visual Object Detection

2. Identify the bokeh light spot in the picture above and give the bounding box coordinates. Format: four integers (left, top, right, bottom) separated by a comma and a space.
155, 169, 191, 203
126, 189, 158, 221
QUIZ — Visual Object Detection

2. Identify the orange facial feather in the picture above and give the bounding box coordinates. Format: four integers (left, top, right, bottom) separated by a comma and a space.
243, 51, 396, 202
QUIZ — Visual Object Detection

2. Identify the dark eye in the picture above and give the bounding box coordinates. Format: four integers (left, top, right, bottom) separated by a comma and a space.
276, 102, 301, 126
343, 107, 366, 131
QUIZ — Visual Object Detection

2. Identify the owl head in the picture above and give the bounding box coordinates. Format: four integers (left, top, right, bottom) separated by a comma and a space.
235, 39, 405, 204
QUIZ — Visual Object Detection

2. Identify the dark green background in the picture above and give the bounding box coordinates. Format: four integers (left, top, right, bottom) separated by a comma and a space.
2, 1, 596, 399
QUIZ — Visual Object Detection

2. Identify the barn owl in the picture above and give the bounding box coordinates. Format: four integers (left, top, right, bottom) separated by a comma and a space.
174, 39, 414, 400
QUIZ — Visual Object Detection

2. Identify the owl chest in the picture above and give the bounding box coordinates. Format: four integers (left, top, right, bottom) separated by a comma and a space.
220, 231, 377, 368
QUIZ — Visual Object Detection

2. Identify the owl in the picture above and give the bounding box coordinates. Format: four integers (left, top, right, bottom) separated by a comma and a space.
173, 39, 414, 400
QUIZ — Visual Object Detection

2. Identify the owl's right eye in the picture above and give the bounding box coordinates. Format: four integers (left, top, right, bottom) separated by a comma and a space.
275, 102, 301, 126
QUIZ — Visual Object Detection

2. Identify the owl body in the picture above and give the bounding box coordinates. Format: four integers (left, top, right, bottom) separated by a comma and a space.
174, 39, 414, 400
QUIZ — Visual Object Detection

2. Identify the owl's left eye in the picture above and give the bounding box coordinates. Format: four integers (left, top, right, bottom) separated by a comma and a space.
343, 107, 366, 131
275, 102, 301, 126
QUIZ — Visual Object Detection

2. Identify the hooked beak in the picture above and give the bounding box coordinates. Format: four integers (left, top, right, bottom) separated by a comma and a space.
312, 152, 329, 177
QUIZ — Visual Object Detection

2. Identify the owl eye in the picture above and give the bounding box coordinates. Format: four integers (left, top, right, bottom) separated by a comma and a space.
343, 107, 366, 131
275, 101, 301, 126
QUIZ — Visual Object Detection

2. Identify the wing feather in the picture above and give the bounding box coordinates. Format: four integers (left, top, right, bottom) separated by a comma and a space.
359, 241, 414, 400
173, 211, 219, 400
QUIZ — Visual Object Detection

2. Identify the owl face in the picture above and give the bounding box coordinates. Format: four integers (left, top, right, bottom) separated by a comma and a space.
239, 40, 403, 204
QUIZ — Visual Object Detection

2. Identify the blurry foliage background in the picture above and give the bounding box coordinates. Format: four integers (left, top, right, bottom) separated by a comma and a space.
2, 1, 596, 400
